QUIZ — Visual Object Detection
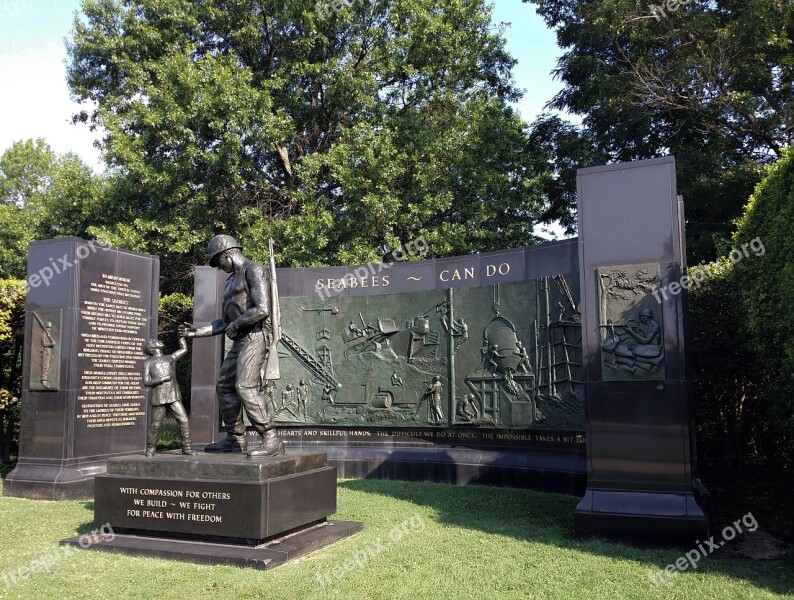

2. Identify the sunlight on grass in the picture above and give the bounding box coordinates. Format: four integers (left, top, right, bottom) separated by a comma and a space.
0, 478, 791, 599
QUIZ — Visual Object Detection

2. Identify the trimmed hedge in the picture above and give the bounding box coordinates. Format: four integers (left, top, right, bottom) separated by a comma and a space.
732, 148, 794, 417
689, 148, 794, 539
0, 279, 25, 465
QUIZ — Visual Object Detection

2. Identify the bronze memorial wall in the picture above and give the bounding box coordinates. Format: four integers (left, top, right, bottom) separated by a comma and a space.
190, 239, 587, 494
5, 157, 707, 545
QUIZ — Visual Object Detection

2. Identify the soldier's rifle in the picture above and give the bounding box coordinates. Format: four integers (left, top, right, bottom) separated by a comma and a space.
264, 238, 282, 380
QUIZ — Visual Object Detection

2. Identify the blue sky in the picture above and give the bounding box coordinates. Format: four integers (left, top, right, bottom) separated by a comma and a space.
0, 0, 566, 172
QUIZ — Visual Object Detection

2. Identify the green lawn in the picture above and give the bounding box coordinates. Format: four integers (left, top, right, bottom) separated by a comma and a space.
0, 478, 791, 600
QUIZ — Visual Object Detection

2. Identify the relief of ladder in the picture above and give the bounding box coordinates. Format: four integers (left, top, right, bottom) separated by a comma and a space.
280, 332, 340, 388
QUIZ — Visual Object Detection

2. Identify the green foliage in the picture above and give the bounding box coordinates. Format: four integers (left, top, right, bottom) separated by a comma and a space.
689, 150, 794, 539
0, 139, 106, 279
158, 293, 194, 409
0, 279, 25, 464
67, 0, 554, 290
158, 293, 193, 334
528, 114, 607, 234
0, 139, 55, 207
39, 153, 107, 240
525, 0, 792, 259
0, 140, 54, 278
732, 148, 794, 435
689, 260, 760, 467
0, 203, 36, 282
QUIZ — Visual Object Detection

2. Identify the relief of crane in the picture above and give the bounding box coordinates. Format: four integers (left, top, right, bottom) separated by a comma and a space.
342, 312, 400, 358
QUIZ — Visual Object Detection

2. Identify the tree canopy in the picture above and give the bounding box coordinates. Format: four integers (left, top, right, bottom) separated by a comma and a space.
0, 139, 103, 279
525, 0, 793, 260
67, 0, 556, 289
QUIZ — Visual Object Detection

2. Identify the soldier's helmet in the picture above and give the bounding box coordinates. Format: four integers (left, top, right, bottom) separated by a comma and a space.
142, 339, 164, 355
640, 308, 654, 319
208, 234, 242, 267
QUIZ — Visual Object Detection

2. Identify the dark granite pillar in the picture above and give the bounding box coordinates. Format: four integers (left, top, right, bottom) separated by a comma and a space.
573, 156, 708, 544
188, 266, 227, 446
4, 238, 159, 500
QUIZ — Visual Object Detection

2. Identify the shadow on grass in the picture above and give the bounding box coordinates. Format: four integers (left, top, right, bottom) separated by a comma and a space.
339, 478, 794, 596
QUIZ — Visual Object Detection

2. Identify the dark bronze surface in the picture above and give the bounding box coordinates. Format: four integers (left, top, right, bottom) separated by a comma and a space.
143, 336, 193, 456
190, 241, 587, 493
29, 310, 61, 391
597, 263, 666, 381
180, 236, 284, 457
191, 242, 585, 432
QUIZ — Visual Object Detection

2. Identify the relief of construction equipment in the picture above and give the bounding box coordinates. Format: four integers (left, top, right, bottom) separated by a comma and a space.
272, 277, 584, 429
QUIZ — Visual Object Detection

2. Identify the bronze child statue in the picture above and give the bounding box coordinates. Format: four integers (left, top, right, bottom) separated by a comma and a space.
142, 335, 196, 457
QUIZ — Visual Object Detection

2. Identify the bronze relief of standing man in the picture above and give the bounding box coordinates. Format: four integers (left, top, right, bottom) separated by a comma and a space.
179, 235, 284, 458
40, 321, 55, 387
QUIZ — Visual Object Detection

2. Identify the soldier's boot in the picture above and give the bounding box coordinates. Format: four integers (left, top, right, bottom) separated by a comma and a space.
247, 430, 284, 458
144, 445, 156, 458
181, 437, 198, 456
204, 433, 247, 453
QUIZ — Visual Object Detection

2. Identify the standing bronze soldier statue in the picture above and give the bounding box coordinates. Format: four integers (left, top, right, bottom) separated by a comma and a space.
179, 235, 285, 458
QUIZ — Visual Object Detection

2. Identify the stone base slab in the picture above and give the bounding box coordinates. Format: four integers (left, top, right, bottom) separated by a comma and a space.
60, 520, 363, 570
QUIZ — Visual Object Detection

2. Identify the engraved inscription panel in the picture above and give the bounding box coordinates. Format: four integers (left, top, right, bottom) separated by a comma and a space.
76, 273, 148, 430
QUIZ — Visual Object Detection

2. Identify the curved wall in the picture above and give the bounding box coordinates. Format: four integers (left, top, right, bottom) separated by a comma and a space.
190, 238, 586, 494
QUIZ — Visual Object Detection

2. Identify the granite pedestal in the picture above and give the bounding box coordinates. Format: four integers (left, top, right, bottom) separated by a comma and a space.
61, 451, 362, 569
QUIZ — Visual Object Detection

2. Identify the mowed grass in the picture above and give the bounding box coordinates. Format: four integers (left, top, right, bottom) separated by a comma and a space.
0, 478, 791, 600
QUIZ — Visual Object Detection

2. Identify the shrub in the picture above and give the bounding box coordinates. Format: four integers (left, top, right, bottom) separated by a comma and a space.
0, 279, 25, 466
158, 293, 194, 410
689, 148, 794, 539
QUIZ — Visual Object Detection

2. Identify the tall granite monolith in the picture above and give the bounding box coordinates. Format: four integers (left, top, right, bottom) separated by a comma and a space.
4, 238, 159, 499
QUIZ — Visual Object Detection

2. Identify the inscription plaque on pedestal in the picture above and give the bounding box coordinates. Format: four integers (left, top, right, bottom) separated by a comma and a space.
62, 452, 362, 570
4, 238, 159, 500
94, 453, 336, 542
